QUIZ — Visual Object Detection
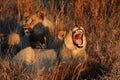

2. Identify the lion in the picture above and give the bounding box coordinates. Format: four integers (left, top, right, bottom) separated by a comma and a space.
24, 11, 54, 33
13, 47, 35, 65
13, 26, 87, 69
58, 26, 87, 63
13, 47, 58, 72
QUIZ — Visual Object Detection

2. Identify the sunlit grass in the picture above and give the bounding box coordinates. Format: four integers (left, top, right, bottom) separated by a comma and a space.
0, 0, 120, 80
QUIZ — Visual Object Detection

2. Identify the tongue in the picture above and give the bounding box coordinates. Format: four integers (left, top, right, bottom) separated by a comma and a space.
74, 34, 83, 46
75, 38, 82, 46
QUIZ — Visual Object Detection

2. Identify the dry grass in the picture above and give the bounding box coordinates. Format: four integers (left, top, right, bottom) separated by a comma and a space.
0, 0, 120, 80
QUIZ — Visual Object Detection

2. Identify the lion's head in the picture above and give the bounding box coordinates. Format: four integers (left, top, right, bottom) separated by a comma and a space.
58, 26, 87, 63
24, 12, 44, 29
23, 11, 54, 32
58, 26, 86, 50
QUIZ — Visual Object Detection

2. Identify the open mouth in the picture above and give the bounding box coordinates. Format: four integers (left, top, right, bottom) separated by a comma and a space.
73, 29, 83, 48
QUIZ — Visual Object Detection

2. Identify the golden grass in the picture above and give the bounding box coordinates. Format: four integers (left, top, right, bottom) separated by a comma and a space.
0, 0, 120, 80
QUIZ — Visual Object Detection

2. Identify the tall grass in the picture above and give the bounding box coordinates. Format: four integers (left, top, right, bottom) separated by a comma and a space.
0, 0, 120, 80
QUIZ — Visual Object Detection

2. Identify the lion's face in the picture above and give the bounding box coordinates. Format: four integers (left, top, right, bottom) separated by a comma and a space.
63, 26, 86, 50
23, 12, 44, 29
58, 26, 87, 63
72, 27, 85, 48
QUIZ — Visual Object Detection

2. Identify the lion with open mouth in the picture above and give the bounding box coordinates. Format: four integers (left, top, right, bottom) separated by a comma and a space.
13, 26, 87, 72
72, 27, 84, 48
59, 26, 87, 63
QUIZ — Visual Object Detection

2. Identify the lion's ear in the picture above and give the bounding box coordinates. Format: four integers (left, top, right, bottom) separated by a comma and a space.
58, 31, 66, 40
